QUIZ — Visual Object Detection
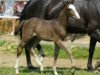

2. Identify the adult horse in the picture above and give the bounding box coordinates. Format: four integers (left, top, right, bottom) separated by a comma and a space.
15, 1, 80, 75
15, 0, 100, 70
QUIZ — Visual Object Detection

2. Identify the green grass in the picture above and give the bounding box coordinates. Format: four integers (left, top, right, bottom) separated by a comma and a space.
0, 40, 100, 59
41, 44, 100, 59
0, 40, 100, 75
0, 67, 100, 75
0, 40, 17, 53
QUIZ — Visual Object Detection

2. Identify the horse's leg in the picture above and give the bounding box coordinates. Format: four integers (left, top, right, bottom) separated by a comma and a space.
25, 44, 36, 69
31, 49, 44, 72
25, 38, 45, 69
36, 44, 45, 58
30, 37, 44, 72
56, 40, 75, 75
15, 41, 25, 74
87, 37, 97, 70
15, 23, 34, 73
52, 45, 60, 75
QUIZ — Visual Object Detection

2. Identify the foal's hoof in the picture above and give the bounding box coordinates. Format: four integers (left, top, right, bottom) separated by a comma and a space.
28, 65, 39, 70
94, 70, 100, 73
15, 69, 19, 75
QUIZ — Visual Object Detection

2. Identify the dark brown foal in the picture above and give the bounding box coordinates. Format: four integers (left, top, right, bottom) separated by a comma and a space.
15, 1, 80, 75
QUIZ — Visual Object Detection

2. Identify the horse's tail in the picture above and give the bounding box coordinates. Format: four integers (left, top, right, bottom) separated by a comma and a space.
14, 20, 25, 35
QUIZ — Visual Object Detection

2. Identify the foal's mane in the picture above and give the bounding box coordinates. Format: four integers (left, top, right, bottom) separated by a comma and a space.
52, 1, 70, 20
51, 2, 69, 40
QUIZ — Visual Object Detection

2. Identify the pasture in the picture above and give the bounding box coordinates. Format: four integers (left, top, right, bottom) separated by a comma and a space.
0, 19, 100, 75
0, 67, 100, 75
0, 33, 100, 75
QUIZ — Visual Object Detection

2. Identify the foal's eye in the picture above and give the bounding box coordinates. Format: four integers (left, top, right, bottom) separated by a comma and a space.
68, 9, 71, 11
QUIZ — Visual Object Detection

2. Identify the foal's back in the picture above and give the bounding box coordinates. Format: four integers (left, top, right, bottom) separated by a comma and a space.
23, 17, 66, 41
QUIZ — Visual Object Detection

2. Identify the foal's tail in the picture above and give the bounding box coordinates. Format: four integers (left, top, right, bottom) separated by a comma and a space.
14, 20, 25, 36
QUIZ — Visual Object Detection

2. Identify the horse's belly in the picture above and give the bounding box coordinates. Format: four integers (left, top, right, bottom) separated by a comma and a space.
34, 29, 54, 41
37, 34, 53, 41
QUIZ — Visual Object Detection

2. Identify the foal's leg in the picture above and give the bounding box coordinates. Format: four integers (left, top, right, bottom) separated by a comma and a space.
56, 40, 75, 74
25, 41, 45, 69
15, 41, 25, 74
31, 50, 44, 72
30, 37, 44, 72
15, 25, 34, 74
52, 45, 60, 75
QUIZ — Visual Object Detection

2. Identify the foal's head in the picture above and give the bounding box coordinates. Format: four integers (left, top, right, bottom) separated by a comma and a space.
63, 0, 80, 20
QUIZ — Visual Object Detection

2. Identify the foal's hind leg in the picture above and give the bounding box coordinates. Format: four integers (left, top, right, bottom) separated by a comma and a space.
15, 26, 33, 74
52, 45, 60, 75
56, 40, 75, 75
30, 37, 44, 72
25, 39, 45, 69
15, 41, 26, 74
31, 36, 45, 63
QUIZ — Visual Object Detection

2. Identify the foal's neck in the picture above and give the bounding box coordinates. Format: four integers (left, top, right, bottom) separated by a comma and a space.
56, 7, 68, 28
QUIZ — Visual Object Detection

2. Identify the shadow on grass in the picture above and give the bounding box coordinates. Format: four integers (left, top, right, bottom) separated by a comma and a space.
20, 66, 67, 75
19, 66, 100, 75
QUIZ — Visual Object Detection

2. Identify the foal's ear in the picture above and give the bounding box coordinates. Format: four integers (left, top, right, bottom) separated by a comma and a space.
67, 0, 74, 4
63, 0, 74, 6
63, 0, 68, 6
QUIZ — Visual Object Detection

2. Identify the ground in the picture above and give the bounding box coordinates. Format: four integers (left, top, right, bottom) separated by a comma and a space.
0, 53, 98, 69
0, 33, 99, 69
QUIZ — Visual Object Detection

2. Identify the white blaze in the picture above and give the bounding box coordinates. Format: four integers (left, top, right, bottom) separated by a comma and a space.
69, 4, 80, 19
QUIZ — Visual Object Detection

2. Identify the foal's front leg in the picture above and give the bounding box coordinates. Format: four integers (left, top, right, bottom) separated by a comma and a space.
56, 40, 76, 75
52, 45, 60, 75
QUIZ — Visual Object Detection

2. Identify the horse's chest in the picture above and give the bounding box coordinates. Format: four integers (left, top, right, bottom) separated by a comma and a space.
53, 24, 67, 38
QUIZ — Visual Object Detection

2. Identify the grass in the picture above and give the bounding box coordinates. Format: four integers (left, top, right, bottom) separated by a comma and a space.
0, 40, 17, 53
40, 44, 100, 59
0, 40, 100, 75
0, 40, 100, 59
0, 67, 100, 75
0, 19, 99, 75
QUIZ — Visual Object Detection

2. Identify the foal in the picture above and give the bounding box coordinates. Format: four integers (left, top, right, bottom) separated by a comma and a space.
15, 2, 80, 75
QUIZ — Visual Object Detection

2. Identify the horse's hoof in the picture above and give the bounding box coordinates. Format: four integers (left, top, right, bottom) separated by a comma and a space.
54, 72, 58, 75
87, 66, 94, 71
28, 65, 39, 70
41, 54, 45, 57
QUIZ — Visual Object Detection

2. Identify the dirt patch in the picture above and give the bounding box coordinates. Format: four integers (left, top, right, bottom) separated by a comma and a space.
0, 53, 98, 69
